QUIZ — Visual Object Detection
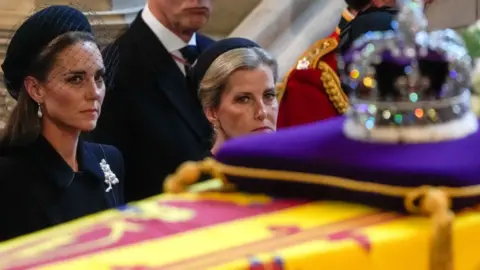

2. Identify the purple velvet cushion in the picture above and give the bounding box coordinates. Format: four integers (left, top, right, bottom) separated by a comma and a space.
216, 116, 480, 212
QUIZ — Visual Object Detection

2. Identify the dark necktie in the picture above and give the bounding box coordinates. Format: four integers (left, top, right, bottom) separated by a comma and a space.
179, 45, 199, 74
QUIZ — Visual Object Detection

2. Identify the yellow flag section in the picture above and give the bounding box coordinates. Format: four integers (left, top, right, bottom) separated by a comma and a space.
1, 192, 480, 270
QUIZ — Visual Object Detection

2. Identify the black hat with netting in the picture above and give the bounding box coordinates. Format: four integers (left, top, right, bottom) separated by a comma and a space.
1, 5, 93, 100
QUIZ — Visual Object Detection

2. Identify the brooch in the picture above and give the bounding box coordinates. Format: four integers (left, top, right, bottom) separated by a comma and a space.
100, 159, 119, 192
296, 57, 310, 70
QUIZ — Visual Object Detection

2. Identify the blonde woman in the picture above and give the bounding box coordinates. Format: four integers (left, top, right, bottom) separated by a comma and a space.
192, 38, 279, 155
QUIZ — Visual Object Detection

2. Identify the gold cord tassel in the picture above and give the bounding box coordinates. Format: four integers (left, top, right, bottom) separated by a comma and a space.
164, 159, 232, 193
422, 189, 454, 270
164, 161, 202, 193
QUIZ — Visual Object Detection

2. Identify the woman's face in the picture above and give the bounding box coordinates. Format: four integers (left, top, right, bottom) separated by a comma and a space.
35, 41, 106, 133
209, 64, 278, 139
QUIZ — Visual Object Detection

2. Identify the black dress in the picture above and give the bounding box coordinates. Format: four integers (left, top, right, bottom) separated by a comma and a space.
0, 136, 124, 242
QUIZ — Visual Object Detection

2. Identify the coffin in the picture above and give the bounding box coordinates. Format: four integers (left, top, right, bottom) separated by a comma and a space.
1, 190, 480, 270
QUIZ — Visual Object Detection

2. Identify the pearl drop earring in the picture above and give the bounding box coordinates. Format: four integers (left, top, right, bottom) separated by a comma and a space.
37, 103, 42, 118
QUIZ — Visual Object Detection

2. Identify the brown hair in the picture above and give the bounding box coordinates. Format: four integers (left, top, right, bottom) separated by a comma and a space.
1, 31, 96, 147
198, 47, 278, 110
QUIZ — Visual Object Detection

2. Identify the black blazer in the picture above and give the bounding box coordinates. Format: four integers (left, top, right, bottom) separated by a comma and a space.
0, 136, 124, 242
88, 14, 214, 202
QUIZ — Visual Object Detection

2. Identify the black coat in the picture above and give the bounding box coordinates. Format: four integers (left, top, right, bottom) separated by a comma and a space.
0, 136, 124, 242
88, 14, 214, 202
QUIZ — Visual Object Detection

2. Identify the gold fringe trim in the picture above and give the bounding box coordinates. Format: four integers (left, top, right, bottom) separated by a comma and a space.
164, 158, 475, 270
317, 61, 349, 114
277, 37, 339, 102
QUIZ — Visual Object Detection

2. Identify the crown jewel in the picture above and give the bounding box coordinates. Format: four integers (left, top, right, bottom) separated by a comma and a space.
340, 0, 477, 143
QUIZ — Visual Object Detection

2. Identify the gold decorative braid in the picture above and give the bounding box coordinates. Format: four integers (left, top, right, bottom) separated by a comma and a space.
317, 61, 349, 114
163, 157, 480, 270
277, 37, 339, 102
342, 8, 355, 21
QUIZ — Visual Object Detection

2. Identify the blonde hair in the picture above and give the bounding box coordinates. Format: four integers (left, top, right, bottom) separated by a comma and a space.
198, 47, 278, 109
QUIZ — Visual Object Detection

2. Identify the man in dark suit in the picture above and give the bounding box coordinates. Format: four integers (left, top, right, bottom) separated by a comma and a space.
90, 0, 215, 202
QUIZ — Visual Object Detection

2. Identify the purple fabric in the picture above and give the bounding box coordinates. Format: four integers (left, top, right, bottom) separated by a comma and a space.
216, 116, 480, 212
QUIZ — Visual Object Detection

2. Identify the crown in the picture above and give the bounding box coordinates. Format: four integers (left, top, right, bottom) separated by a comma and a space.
339, 0, 477, 143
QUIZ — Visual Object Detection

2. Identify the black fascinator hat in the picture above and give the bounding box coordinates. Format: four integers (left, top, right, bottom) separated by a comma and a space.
189, 37, 260, 92
1, 5, 93, 100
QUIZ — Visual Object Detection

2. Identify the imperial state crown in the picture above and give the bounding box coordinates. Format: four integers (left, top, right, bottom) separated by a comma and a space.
340, 0, 476, 143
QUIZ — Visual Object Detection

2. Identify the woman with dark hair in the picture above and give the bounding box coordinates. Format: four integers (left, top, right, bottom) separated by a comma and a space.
0, 5, 124, 242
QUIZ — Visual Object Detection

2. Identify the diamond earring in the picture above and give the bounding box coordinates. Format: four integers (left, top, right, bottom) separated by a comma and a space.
37, 103, 42, 118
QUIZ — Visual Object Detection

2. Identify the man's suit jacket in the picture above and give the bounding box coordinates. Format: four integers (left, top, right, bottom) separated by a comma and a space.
0, 137, 124, 242
90, 14, 214, 202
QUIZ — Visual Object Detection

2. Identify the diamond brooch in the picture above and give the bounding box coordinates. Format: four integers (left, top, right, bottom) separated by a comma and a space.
100, 159, 119, 192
